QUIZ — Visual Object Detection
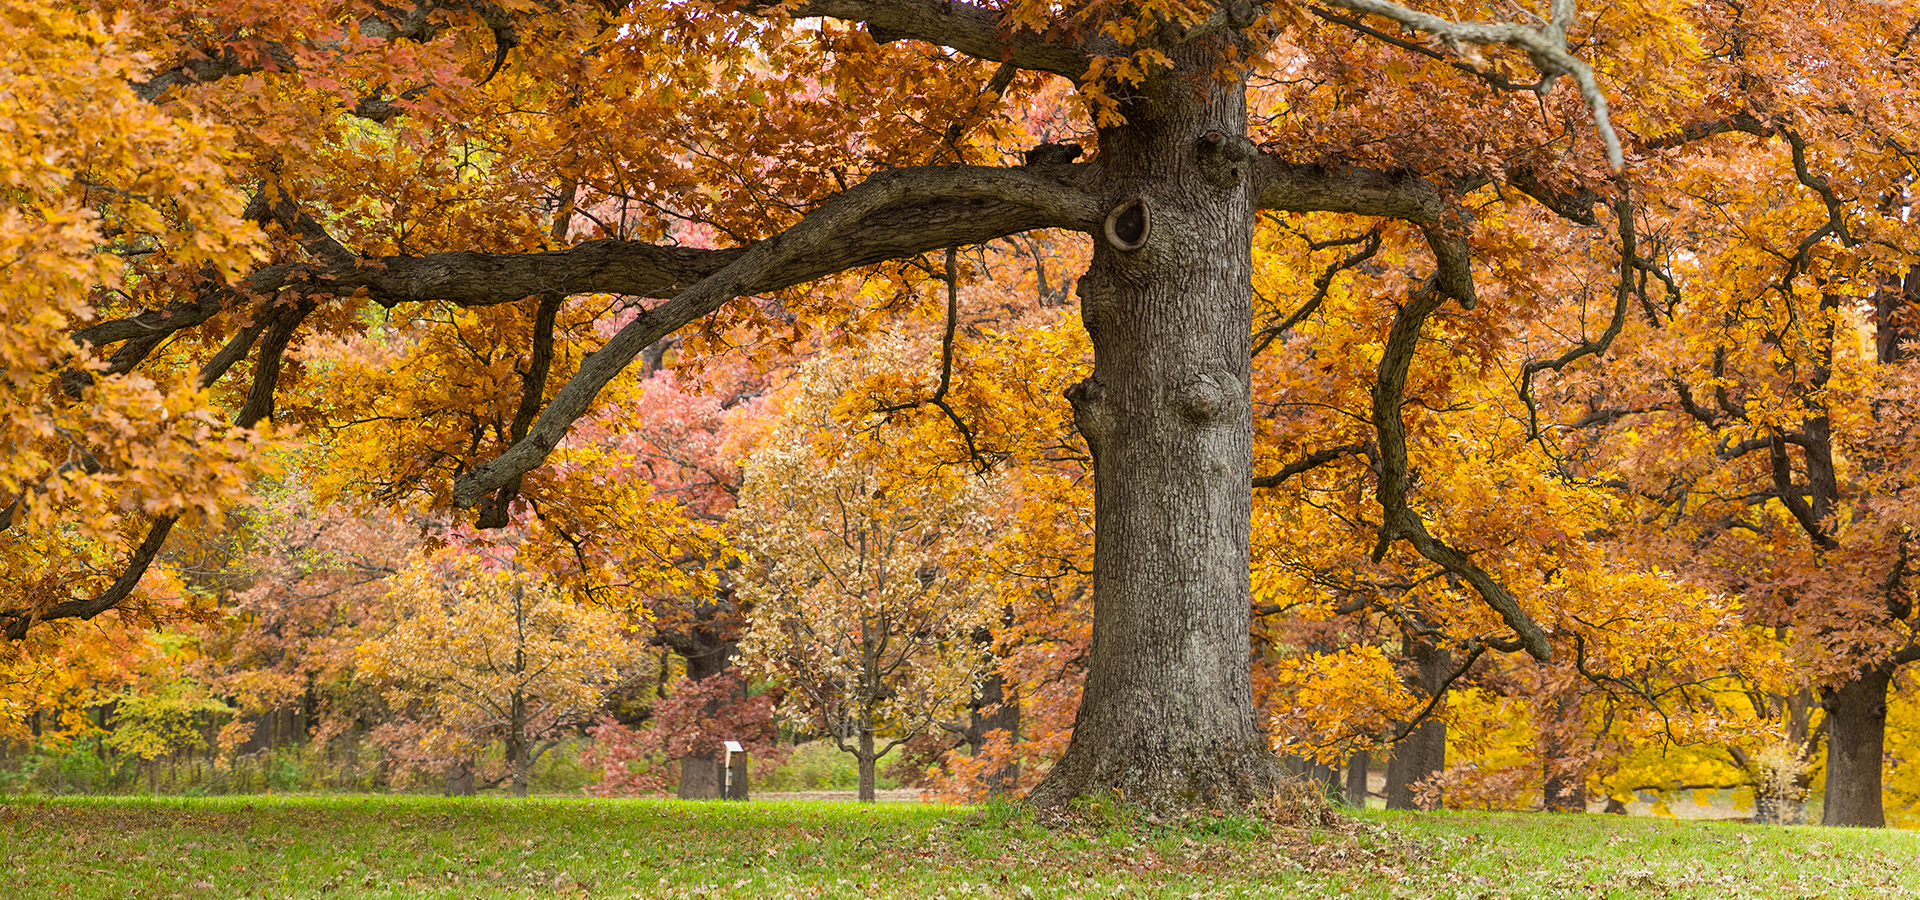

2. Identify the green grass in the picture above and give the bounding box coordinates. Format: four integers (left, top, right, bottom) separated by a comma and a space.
1, 795, 1916, 899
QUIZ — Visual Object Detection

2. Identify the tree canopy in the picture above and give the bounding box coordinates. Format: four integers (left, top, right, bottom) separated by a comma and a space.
3, 0, 1920, 819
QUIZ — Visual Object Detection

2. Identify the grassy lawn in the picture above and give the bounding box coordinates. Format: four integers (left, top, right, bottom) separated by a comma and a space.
2, 795, 1915, 899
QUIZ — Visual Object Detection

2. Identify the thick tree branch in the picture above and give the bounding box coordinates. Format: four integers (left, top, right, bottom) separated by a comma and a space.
75, 157, 1461, 359
1256, 160, 1450, 223
1371, 280, 1552, 661
1507, 166, 1600, 226
453, 163, 1101, 506
781, 0, 1098, 81
1640, 112, 1770, 150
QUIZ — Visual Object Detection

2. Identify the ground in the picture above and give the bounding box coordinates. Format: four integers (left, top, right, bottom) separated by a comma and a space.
0, 795, 1914, 898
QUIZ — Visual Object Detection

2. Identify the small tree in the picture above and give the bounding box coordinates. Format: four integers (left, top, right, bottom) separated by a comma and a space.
356, 547, 638, 796
735, 356, 996, 802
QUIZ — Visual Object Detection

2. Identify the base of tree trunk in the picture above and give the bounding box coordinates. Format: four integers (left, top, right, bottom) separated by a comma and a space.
678, 753, 722, 800
1027, 732, 1280, 815
1821, 665, 1892, 827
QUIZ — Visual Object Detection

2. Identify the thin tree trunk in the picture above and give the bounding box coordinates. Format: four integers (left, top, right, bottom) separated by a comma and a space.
1821, 663, 1892, 827
509, 690, 530, 798
445, 759, 475, 796
858, 730, 876, 804
1542, 691, 1586, 813
1031, 37, 1278, 813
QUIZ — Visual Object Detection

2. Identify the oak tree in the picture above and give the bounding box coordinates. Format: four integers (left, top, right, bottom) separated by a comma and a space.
9, 0, 1788, 813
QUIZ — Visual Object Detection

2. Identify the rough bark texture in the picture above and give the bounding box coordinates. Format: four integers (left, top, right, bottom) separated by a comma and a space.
1386, 637, 1449, 810
1030, 43, 1281, 812
678, 756, 722, 801
1821, 664, 1892, 827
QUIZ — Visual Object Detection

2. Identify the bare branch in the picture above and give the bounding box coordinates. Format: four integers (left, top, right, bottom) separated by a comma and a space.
1319, 0, 1624, 172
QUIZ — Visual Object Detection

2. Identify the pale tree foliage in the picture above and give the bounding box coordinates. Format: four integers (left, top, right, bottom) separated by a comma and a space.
355, 546, 638, 796
736, 348, 997, 802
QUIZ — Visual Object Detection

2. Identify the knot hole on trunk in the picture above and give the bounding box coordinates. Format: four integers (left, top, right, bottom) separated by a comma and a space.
1103, 197, 1150, 252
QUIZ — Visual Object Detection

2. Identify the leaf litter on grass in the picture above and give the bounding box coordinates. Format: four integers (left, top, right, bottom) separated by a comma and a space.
3, 796, 1918, 899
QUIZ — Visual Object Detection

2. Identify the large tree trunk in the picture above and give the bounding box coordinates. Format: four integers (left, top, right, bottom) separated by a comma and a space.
1386, 637, 1449, 811
1821, 663, 1892, 827
675, 635, 736, 800
968, 656, 1021, 798
1031, 44, 1279, 812
678, 755, 722, 801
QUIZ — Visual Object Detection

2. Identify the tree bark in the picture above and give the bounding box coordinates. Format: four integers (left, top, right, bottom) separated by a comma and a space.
967, 625, 1021, 798
508, 690, 530, 798
1344, 750, 1370, 807
1031, 42, 1280, 812
1820, 663, 1892, 827
678, 755, 722, 801
858, 730, 877, 804
1386, 637, 1449, 810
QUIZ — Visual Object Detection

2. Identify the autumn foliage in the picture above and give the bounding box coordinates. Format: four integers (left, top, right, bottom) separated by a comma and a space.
2, 0, 1920, 826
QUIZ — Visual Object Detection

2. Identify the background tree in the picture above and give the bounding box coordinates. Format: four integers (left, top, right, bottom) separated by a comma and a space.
356, 546, 640, 797
735, 346, 998, 802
